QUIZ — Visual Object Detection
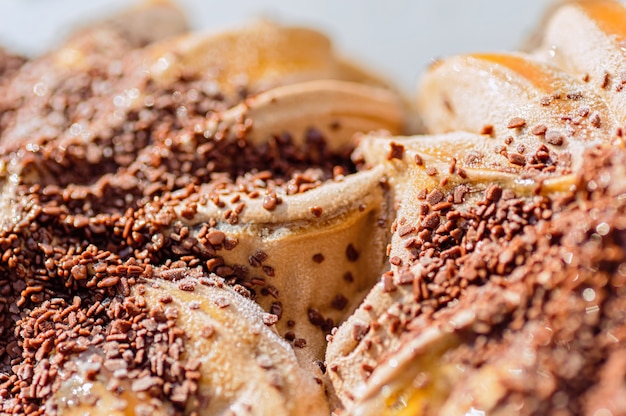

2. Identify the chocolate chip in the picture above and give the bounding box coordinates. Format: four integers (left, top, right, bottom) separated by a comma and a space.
387, 142, 405, 160
309, 206, 323, 217
346, 244, 359, 262
307, 308, 325, 326
331, 294, 349, 310
312, 253, 325, 263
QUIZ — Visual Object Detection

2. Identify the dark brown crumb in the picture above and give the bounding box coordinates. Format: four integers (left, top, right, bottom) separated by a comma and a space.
312, 253, 325, 263
309, 206, 323, 217
481, 125, 494, 135
331, 294, 349, 311
387, 142, 405, 160
270, 302, 283, 320
346, 244, 360, 262
307, 307, 326, 327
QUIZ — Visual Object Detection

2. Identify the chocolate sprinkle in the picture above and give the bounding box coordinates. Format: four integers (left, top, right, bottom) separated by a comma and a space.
312, 253, 325, 264
545, 130, 565, 146
346, 244, 360, 262
387, 142, 405, 160
507, 117, 526, 128
531, 124, 547, 136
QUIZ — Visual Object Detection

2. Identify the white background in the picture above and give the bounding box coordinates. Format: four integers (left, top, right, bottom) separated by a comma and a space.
0, 0, 560, 92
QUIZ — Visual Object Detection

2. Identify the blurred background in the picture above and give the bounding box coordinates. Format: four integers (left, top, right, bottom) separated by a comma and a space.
0, 0, 557, 92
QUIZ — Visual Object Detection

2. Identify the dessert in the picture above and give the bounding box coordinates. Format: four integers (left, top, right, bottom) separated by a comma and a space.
0, 3, 404, 415
331, 143, 626, 415
51, 277, 329, 415
326, 1, 626, 415
2, 0, 626, 415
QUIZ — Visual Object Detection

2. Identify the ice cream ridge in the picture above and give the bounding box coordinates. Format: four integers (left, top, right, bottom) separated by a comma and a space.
0, 1, 625, 415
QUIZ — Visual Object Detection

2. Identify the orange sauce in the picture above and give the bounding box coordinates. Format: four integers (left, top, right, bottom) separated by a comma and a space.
470, 53, 556, 92
579, 0, 626, 42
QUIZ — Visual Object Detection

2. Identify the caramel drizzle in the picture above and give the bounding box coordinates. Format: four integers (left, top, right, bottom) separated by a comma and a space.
470, 53, 557, 92
578, 0, 626, 45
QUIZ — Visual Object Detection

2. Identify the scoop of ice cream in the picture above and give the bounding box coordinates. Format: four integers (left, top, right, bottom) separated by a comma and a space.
332, 144, 626, 416
326, 129, 577, 409
327, 4, 626, 414
417, 53, 618, 175
49, 275, 328, 416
